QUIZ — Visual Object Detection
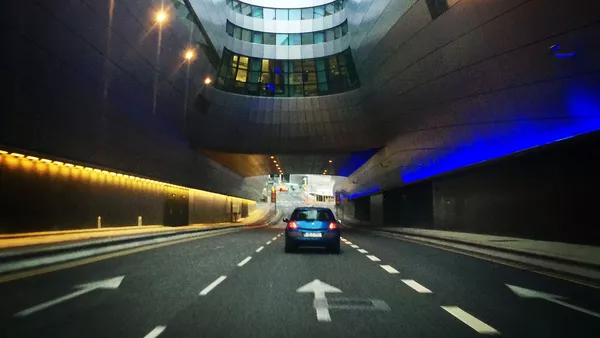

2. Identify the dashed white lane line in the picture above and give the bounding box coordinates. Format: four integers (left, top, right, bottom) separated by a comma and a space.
350, 245, 359, 249
357, 249, 368, 254
256, 246, 264, 253
238, 256, 252, 267
144, 326, 167, 338
402, 279, 433, 293
272, 237, 277, 241
345, 241, 353, 245
199, 276, 227, 296
380, 265, 399, 274
441, 306, 499, 335
266, 241, 272, 245
366, 255, 381, 262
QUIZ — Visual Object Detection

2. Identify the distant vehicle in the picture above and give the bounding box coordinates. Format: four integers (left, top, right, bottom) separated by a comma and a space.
283, 207, 340, 254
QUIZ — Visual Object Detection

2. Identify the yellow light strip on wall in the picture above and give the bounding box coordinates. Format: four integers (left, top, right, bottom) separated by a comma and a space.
0, 148, 256, 203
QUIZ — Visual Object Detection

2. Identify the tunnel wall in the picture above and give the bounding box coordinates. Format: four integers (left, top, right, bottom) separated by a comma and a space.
341, 132, 600, 245
0, 0, 262, 206
0, 152, 256, 233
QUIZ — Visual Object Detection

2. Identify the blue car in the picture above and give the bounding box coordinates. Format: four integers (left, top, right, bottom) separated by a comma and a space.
284, 207, 341, 254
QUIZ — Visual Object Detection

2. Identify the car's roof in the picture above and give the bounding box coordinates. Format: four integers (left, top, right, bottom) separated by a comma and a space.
292, 207, 332, 211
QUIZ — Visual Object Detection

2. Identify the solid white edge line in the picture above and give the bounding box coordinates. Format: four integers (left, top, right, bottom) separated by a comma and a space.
266, 241, 272, 245
144, 326, 167, 338
199, 276, 227, 296
366, 255, 381, 262
237, 256, 252, 267
402, 279, 433, 293
441, 306, 499, 334
256, 246, 264, 252
380, 265, 399, 274
357, 249, 368, 254
351, 245, 359, 249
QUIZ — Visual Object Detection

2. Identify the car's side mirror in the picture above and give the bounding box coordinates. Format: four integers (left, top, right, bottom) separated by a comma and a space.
283, 218, 289, 223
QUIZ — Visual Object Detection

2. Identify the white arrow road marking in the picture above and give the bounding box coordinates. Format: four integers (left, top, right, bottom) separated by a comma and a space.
297, 279, 342, 322
199, 276, 227, 296
237, 256, 252, 267
256, 246, 264, 252
402, 280, 432, 293
441, 306, 499, 334
506, 284, 600, 318
366, 255, 381, 262
144, 326, 167, 338
358, 249, 368, 254
14, 276, 125, 317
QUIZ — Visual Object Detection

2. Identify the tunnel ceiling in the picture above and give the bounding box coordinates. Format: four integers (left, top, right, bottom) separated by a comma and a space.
200, 150, 370, 177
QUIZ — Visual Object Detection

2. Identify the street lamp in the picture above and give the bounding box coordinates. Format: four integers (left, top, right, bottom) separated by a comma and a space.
155, 11, 167, 24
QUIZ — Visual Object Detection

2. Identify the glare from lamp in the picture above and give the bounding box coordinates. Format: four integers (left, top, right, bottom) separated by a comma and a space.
329, 160, 333, 163
204, 77, 212, 85
155, 10, 167, 23
184, 49, 195, 61
0, 150, 7, 155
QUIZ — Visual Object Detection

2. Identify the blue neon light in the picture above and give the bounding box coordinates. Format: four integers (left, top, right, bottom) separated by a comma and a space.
400, 86, 600, 183
338, 148, 380, 177
274, 68, 281, 73
266, 84, 274, 91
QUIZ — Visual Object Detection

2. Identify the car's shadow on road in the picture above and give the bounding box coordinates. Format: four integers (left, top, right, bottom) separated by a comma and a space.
284, 247, 343, 255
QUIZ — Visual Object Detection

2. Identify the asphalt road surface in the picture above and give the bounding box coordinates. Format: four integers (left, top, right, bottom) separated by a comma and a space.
1, 209, 600, 337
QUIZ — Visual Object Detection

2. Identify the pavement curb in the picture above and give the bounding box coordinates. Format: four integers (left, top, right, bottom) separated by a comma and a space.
373, 228, 600, 271
0, 210, 277, 264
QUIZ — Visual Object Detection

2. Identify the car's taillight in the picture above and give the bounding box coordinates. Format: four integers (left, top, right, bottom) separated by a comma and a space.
328, 222, 338, 230
288, 221, 298, 229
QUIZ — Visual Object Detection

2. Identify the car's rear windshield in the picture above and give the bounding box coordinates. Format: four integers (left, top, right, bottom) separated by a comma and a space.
291, 209, 333, 221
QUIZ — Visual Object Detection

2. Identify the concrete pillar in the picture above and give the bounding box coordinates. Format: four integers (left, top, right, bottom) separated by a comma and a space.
370, 194, 384, 226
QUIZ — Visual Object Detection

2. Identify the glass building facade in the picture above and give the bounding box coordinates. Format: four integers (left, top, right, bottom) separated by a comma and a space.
226, 0, 348, 20
215, 48, 360, 97
226, 20, 348, 45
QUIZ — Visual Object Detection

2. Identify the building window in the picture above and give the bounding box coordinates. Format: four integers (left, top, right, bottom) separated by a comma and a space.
226, 20, 349, 46
276, 9, 288, 20
229, 1, 347, 21
216, 48, 360, 97
289, 9, 301, 20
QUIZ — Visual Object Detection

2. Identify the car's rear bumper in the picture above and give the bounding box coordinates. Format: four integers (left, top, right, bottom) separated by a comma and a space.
285, 230, 340, 246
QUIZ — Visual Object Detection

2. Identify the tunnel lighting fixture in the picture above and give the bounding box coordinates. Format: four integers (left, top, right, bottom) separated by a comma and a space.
75, 165, 84, 169
0, 150, 8, 155
273, 160, 277, 163
109, 172, 116, 176
11, 153, 24, 158
204, 77, 212, 85
101, 170, 109, 174
26, 156, 39, 161
85, 167, 94, 171
329, 160, 333, 163
184, 49, 195, 61
117, 173, 123, 177
41, 159, 52, 163
65, 163, 74, 167
53, 161, 64, 166
94, 169, 102, 173
155, 10, 167, 24
270, 156, 274, 159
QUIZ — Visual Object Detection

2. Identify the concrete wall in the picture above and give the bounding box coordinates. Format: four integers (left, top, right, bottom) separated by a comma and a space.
0, 152, 256, 233
339, 131, 600, 245
0, 0, 263, 205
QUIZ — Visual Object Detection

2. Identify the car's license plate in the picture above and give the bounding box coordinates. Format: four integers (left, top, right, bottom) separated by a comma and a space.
304, 232, 322, 238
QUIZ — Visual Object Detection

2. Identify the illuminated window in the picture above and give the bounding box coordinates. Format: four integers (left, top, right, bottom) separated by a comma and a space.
216, 48, 360, 97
